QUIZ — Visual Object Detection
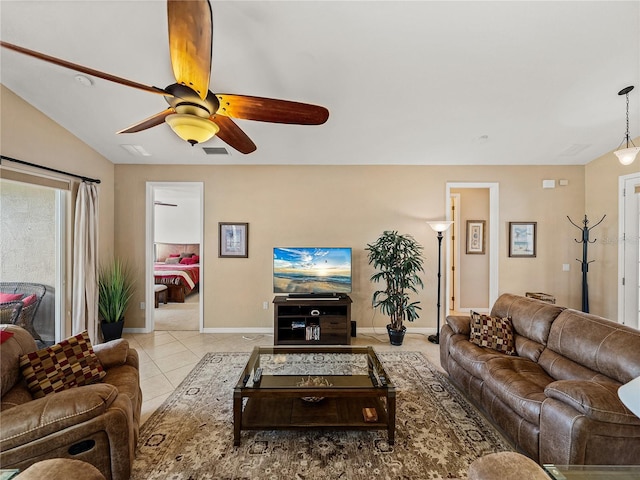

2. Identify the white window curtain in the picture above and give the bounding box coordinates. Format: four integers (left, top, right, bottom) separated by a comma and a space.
72, 182, 99, 341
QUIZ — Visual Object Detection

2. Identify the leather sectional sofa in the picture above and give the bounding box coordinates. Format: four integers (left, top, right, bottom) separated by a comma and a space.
0, 325, 141, 480
440, 293, 640, 465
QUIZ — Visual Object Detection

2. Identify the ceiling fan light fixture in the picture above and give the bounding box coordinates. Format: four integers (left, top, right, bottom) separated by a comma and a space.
614, 85, 638, 165
165, 113, 219, 146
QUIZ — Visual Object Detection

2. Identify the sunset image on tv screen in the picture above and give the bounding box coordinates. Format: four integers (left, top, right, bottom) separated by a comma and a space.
273, 247, 352, 294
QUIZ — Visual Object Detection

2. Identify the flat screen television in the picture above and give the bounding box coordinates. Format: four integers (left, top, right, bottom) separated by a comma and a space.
273, 247, 352, 294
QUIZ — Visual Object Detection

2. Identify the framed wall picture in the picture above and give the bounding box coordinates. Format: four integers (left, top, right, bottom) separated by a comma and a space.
219, 222, 248, 258
466, 220, 486, 254
509, 222, 537, 257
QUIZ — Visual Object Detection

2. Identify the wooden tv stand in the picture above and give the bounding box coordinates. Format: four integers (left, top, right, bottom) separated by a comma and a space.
273, 295, 352, 345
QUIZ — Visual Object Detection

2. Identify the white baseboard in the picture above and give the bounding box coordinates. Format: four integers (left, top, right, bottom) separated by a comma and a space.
125, 326, 436, 337
357, 327, 436, 335
123, 327, 150, 334
201, 327, 273, 334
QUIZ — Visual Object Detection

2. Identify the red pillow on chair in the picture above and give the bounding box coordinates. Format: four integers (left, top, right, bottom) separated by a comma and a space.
21, 294, 37, 306
0, 293, 23, 302
0, 330, 14, 344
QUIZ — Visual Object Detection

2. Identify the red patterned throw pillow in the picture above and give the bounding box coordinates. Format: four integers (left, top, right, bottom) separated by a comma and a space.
19, 331, 106, 398
470, 311, 516, 355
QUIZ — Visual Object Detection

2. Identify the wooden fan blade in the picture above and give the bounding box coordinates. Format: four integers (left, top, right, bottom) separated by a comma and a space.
167, 0, 212, 101
117, 108, 175, 134
215, 94, 329, 125
0, 41, 170, 97
211, 115, 257, 154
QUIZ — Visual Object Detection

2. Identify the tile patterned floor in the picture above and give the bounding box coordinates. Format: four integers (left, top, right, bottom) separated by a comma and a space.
123, 330, 444, 425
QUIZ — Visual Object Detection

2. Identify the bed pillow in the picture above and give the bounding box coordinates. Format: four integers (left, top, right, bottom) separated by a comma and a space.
180, 256, 198, 265
179, 252, 194, 259
19, 330, 106, 398
169, 254, 180, 258
470, 311, 516, 355
191, 255, 200, 263
165, 257, 180, 264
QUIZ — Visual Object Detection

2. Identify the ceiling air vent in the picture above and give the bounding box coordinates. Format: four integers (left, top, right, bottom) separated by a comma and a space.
203, 147, 229, 155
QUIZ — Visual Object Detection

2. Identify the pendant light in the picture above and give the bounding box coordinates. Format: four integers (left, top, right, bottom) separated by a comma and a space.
614, 86, 639, 166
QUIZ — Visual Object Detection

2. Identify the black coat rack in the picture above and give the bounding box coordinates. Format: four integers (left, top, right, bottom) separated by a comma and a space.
567, 214, 606, 313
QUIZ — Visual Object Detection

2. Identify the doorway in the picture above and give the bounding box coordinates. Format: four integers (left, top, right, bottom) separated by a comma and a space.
619, 172, 640, 329
446, 182, 499, 314
145, 182, 204, 332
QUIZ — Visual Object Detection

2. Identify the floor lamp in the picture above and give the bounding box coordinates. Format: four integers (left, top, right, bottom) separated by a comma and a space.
427, 221, 453, 344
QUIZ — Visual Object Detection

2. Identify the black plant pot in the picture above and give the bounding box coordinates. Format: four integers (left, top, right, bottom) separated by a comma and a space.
101, 320, 124, 342
387, 324, 406, 346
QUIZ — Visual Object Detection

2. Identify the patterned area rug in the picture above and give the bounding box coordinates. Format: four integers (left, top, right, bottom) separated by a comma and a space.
133, 351, 512, 479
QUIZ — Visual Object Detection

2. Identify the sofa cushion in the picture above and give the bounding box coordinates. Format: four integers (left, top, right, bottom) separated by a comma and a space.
545, 380, 640, 426
483, 356, 555, 424
19, 331, 106, 399
490, 293, 564, 346
93, 338, 129, 369
1, 325, 38, 397
449, 335, 505, 378
470, 311, 516, 355
0, 383, 118, 450
546, 309, 640, 384
445, 315, 472, 336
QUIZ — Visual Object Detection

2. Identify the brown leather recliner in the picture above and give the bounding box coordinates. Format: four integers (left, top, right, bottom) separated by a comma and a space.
0, 325, 142, 480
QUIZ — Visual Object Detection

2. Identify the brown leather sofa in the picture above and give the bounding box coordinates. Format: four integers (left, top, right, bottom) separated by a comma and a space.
0, 325, 142, 479
440, 293, 640, 465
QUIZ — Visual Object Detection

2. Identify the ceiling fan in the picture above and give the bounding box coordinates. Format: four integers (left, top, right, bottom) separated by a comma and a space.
0, 0, 329, 154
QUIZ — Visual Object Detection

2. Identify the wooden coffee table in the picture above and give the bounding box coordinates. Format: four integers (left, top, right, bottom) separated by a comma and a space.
233, 346, 396, 446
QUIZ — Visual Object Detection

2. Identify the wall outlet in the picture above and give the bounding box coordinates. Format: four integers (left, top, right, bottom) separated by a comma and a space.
140, 302, 145, 310
263, 301, 269, 310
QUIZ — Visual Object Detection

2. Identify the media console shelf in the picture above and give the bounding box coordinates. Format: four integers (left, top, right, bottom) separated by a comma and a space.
273, 295, 352, 345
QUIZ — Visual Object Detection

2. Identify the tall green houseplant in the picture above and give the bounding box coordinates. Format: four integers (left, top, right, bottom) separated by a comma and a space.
366, 231, 425, 343
98, 258, 135, 341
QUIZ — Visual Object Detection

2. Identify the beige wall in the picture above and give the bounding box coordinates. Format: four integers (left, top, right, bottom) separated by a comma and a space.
585, 143, 640, 320
0, 85, 115, 332
115, 164, 587, 331
452, 188, 490, 310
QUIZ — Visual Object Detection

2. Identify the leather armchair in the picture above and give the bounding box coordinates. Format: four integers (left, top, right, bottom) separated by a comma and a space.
0, 325, 141, 480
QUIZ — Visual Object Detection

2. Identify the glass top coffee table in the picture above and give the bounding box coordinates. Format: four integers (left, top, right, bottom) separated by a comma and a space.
233, 346, 396, 446
543, 464, 640, 479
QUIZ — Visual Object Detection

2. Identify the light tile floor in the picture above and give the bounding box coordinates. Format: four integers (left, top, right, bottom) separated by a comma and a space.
123, 330, 443, 425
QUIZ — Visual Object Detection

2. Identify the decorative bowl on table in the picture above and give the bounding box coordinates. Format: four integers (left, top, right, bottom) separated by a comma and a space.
297, 375, 332, 402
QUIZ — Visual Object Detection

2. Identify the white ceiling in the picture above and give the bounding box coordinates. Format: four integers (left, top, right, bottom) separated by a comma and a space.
1, 1, 639, 166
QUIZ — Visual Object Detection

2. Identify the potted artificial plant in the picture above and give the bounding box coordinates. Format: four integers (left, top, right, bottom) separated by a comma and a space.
98, 258, 135, 342
366, 230, 425, 345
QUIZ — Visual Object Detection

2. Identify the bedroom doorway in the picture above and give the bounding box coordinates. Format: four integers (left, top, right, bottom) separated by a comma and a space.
145, 182, 204, 333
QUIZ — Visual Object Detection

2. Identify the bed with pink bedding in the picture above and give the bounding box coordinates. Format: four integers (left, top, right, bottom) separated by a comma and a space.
154, 243, 200, 303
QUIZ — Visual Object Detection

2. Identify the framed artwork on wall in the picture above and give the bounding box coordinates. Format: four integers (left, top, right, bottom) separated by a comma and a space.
509, 222, 536, 257
219, 222, 249, 258
466, 220, 486, 254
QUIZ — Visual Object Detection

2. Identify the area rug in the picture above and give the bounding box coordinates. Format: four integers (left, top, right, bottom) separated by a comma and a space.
132, 351, 513, 479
